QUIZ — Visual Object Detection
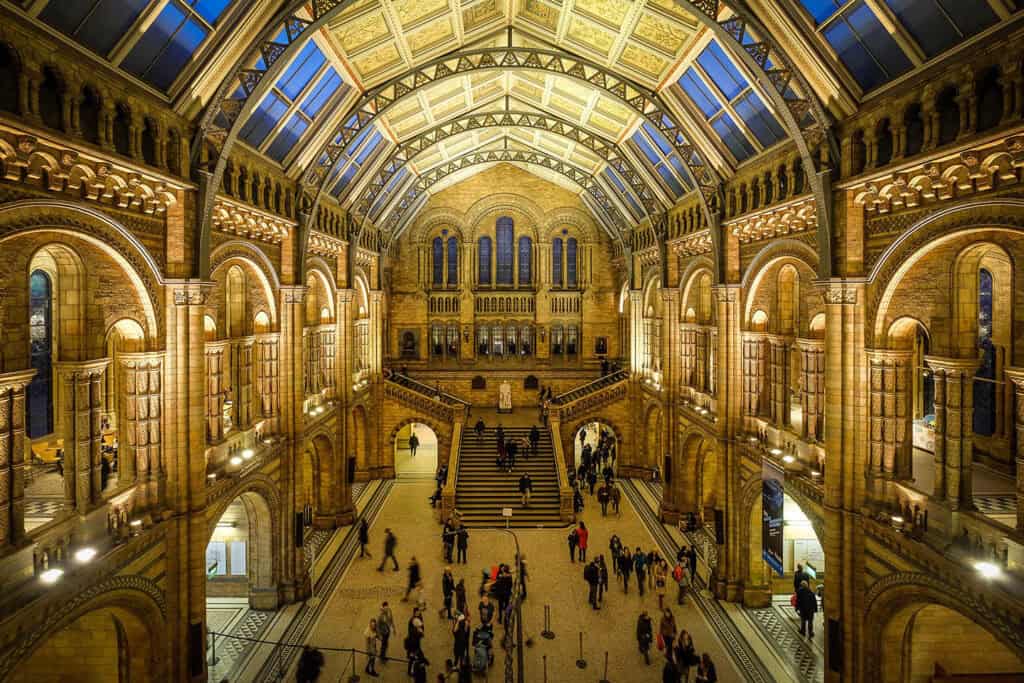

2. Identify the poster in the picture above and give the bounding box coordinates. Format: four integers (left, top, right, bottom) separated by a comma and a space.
762, 457, 785, 577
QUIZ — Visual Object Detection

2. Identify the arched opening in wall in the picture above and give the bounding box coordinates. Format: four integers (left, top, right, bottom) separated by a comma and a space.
39, 67, 63, 132
889, 318, 936, 490
101, 318, 146, 495
877, 601, 1024, 683
643, 405, 664, 477
750, 309, 768, 333
300, 435, 335, 530
394, 422, 438, 478
112, 104, 131, 157
572, 421, 617, 480
254, 311, 271, 334
204, 315, 218, 342
8, 603, 161, 683
79, 86, 102, 145
0, 43, 19, 114
205, 490, 277, 669
350, 405, 369, 480
226, 265, 245, 338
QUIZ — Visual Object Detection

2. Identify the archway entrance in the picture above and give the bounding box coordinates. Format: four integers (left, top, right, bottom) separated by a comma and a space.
8, 603, 161, 682
877, 601, 1024, 682
205, 491, 277, 678
394, 422, 438, 478
572, 421, 617, 478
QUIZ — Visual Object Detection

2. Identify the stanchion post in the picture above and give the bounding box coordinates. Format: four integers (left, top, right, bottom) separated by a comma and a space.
543, 654, 548, 683
575, 631, 586, 669
599, 650, 611, 683
541, 604, 555, 639
348, 649, 361, 683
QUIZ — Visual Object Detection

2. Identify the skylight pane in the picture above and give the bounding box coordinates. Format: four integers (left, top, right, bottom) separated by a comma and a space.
603, 168, 626, 193
667, 155, 692, 189
712, 113, 755, 162
884, 0, 996, 58
239, 93, 289, 148
266, 113, 309, 162
679, 69, 721, 119
356, 131, 384, 164
632, 132, 661, 166
936, 0, 998, 37
656, 163, 685, 197
697, 41, 748, 100
121, 2, 189, 86
144, 16, 208, 90
301, 68, 342, 118
643, 123, 674, 156
733, 92, 786, 148
332, 165, 359, 197
191, 0, 232, 24
277, 42, 326, 100
798, 0, 845, 24
41, 0, 150, 56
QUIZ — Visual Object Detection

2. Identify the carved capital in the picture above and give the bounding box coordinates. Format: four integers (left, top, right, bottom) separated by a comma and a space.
924, 355, 979, 378
712, 285, 739, 303
821, 285, 857, 305
281, 286, 307, 304
172, 284, 209, 306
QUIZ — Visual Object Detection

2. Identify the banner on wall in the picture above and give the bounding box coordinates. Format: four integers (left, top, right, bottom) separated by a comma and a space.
762, 457, 785, 577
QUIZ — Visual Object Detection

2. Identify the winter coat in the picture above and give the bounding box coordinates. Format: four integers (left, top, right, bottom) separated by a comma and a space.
636, 615, 653, 650
796, 585, 818, 617
577, 527, 589, 549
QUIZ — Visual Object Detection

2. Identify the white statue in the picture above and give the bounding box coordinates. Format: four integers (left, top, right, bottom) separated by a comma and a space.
498, 381, 513, 411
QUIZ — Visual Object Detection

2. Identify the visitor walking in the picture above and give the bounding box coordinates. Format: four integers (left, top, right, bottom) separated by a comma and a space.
478, 594, 495, 627
598, 483, 610, 516
620, 547, 633, 593
674, 630, 696, 682
636, 611, 654, 665
610, 535, 623, 575
377, 528, 398, 571
695, 653, 717, 683
597, 555, 609, 604
568, 526, 579, 562
529, 425, 540, 458
456, 524, 469, 564
658, 608, 677, 651
403, 556, 422, 602
584, 560, 600, 609
455, 578, 467, 615
358, 518, 371, 558
452, 613, 470, 664
296, 645, 324, 683
654, 560, 668, 609
634, 547, 647, 596
475, 417, 485, 441
610, 485, 621, 515
363, 618, 380, 677
673, 561, 690, 606
405, 608, 426, 675
409, 431, 419, 457
796, 580, 818, 638
519, 472, 533, 507
577, 521, 589, 562
378, 602, 395, 662
442, 566, 456, 619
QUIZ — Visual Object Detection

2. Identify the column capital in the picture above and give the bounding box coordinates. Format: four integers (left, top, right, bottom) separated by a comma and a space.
167, 279, 213, 306
54, 358, 110, 380
925, 355, 979, 377
1004, 367, 1024, 391
866, 348, 913, 363
794, 337, 825, 351
816, 279, 865, 304
0, 369, 37, 392
661, 288, 678, 303
280, 285, 307, 304
711, 284, 740, 302
336, 288, 355, 304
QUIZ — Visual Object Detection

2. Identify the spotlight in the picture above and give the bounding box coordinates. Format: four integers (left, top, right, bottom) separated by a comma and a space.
782, 455, 795, 464
229, 456, 243, 466
974, 561, 1002, 579
40, 568, 63, 584
129, 519, 143, 528
810, 470, 821, 477
769, 448, 783, 456
74, 547, 97, 563
207, 473, 217, 480
241, 449, 254, 460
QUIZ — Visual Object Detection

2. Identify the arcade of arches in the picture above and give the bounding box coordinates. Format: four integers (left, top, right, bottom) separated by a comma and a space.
2, 2, 1024, 682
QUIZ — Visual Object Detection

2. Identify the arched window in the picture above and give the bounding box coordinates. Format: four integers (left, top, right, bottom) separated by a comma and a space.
431, 324, 444, 357
552, 238, 563, 286
974, 268, 996, 436
28, 270, 54, 438
518, 236, 532, 285
567, 325, 579, 355
496, 217, 514, 285
447, 237, 458, 286
551, 324, 564, 355
478, 237, 492, 285
432, 237, 443, 286
477, 326, 490, 356
567, 238, 578, 288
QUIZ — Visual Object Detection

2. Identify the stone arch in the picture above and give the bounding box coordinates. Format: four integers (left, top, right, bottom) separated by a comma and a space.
741, 242, 819, 332
301, 432, 336, 521
680, 260, 715, 324
463, 193, 546, 239
305, 265, 336, 325
209, 241, 281, 327
1, 577, 167, 682
207, 477, 280, 607
350, 404, 370, 475
738, 474, 769, 606
540, 207, 600, 244
642, 401, 665, 472
863, 573, 1024, 682
675, 429, 720, 520
0, 200, 164, 344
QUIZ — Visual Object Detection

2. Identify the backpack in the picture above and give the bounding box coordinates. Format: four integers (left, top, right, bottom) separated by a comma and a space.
672, 564, 684, 583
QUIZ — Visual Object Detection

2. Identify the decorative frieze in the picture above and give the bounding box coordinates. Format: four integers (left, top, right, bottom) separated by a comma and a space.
725, 194, 817, 244
212, 195, 293, 244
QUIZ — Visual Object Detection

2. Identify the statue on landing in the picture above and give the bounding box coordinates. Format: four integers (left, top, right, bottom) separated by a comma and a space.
498, 380, 513, 413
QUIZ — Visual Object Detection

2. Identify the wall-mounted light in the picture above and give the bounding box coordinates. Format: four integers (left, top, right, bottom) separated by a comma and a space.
207, 473, 217, 481
229, 456, 243, 467
216, 521, 237, 529
782, 455, 795, 464
769, 448, 783, 457
74, 547, 97, 563
39, 568, 63, 584
974, 561, 1002, 579
241, 449, 254, 460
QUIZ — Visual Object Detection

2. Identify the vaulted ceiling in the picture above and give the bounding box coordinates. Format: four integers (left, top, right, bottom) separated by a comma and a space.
17, 0, 1019, 243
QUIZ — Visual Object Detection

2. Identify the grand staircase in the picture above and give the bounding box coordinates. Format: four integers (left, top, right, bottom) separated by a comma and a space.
454, 425, 562, 528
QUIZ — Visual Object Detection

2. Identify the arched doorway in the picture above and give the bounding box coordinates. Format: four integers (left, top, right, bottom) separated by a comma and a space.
205, 488, 278, 677
394, 422, 438, 478
874, 598, 1024, 682
350, 405, 369, 480
7, 598, 163, 682
572, 420, 618, 477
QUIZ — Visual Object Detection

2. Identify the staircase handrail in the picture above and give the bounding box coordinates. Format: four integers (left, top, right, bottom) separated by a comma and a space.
386, 372, 471, 407
441, 420, 462, 521
551, 369, 629, 405
547, 417, 575, 523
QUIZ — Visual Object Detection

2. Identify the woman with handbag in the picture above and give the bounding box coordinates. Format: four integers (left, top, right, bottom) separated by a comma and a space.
674, 630, 696, 683
658, 608, 677, 653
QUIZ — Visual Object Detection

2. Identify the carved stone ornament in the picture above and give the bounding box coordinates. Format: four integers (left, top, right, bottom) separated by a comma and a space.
173, 287, 208, 306
822, 286, 857, 304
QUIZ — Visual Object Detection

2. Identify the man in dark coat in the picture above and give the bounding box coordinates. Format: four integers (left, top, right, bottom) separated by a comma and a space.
358, 518, 371, 558
377, 528, 398, 571
529, 424, 540, 458
456, 525, 469, 564
296, 645, 325, 682
583, 560, 600, 609
796, 580, 818, 638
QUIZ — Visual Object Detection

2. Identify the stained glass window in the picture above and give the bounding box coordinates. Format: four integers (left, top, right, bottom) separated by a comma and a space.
974, 268, 996, 436
552, 238, 563, 287
447, 237, 458, 286
496, 217, 514, 285
432, 237, 443, 286
567, 238, 578, 288
478, 237, 492, 284
518, 236, 532, 285
28, 270, 53, 438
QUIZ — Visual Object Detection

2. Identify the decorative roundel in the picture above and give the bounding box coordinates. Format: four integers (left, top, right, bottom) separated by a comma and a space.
442, 229, 448, 236
562, 229, 568, 235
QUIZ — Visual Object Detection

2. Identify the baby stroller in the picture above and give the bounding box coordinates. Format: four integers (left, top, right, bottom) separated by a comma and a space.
472, 624, 494, 673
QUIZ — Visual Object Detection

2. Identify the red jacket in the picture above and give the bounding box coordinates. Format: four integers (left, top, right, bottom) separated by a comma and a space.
577, 527, 589, 549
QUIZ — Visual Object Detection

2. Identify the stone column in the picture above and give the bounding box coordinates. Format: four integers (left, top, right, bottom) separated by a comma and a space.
120, 352, 164, 511
1004, 368, 1024, 530
232, 338, 255, 430
767, 336, 791, 427
321, 326, 336, 399
660, 288, 680, 524
866, 350, 912, 480
713, 285, 743, 601
680, 324, 696, 391
629, 290, 644, 375
926, 356, 979, 510
334, 289, 356, 526
255, 333, 280, 435
280, 285, 309, 603
695, 328, 709, 394
741, 333, 767, 420
204, 341, 228, 443
56, 359, 110, 514
797, 339, 825, 442
0, 370, 35, 551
